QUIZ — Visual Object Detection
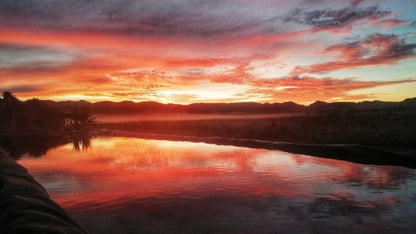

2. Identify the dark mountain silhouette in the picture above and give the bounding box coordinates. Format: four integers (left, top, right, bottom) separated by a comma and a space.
11, 97, 414, 115
1, 91, 416, 148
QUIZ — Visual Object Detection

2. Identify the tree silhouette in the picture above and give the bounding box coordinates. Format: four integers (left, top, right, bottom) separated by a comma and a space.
1, 91, 20, 104
65, 105, 96, 130
0, 91, 67, 135
0, 91, 22, 134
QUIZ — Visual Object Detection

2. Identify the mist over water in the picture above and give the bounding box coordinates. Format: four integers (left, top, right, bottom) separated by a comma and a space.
18, 137, 416, 233
94, 113, 303, 123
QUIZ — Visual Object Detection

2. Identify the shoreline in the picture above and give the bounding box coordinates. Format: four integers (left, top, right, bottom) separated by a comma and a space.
96, 129, 416, 169
1, 128, 415, 168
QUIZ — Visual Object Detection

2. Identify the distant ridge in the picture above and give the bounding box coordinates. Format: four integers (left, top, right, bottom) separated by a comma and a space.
21, 97, 416, 115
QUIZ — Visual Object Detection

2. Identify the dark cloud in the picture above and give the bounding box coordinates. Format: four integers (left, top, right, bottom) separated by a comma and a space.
284, 6, 390, 29
0, 84, 45, 93
5, 0, 385, 41
291, 34, 416, 74
0, 43, 75, 69
0, 0, 280, 40
0, 0, 407, 42
350, 0, 365, 6
0, 43, 53, 53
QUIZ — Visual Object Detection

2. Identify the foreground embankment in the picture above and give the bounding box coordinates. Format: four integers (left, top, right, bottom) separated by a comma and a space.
0, 150, 87, 234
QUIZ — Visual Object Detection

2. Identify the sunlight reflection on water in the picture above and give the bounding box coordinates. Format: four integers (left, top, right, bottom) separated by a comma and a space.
18, 137, 416, 233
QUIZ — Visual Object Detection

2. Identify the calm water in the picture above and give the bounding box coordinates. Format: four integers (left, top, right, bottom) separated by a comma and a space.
18, 137, 416, 233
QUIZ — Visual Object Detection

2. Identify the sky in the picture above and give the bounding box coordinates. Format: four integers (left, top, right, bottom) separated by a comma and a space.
1, 0, 416, 104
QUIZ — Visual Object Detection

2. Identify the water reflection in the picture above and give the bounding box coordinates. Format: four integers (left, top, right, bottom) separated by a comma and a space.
0, 136, 68, 158
0, 133, 92, 159
17, 137, 416, 233
69, 133, 91, 151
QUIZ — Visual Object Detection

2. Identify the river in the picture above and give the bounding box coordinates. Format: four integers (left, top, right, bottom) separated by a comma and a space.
18, 136, 416, 233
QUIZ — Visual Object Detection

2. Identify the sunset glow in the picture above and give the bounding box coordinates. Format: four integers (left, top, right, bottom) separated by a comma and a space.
1, 0, 416, 104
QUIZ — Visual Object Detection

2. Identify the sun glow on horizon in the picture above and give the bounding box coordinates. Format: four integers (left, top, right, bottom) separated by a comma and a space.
1, 0, 416, 104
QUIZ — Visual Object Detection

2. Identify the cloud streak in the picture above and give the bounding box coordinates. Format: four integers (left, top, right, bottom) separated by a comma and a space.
284, 6, 391, 30
292, 34, 416, 75
1, 0, 416, 103
241, 76, 416, 103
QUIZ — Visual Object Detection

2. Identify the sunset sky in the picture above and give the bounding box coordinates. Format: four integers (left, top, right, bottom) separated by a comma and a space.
1, 0, 416, 104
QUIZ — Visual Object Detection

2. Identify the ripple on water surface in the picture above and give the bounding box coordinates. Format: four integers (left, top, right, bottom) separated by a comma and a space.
18, 137, 416, 233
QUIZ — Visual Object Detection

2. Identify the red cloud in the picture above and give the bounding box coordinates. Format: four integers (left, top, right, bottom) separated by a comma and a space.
379, 19, 408, 29
291, 34, 416, 75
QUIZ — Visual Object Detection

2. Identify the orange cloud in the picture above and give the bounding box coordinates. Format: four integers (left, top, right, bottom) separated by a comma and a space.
1, 0, 415, 104
228, 76, 416, 103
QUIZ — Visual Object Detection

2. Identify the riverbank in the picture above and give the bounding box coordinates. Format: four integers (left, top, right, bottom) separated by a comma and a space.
97, 129, 416, 169
97, 110, 416, 148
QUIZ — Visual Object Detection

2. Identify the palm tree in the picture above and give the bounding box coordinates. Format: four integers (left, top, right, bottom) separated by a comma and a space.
1, 91, 20, 104
0, 91, 21, 133
66, 105, 96, 131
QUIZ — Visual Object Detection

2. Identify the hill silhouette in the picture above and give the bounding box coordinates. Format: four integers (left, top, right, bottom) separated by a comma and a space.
1, 92, 416, 148
16, 97, 416, 115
